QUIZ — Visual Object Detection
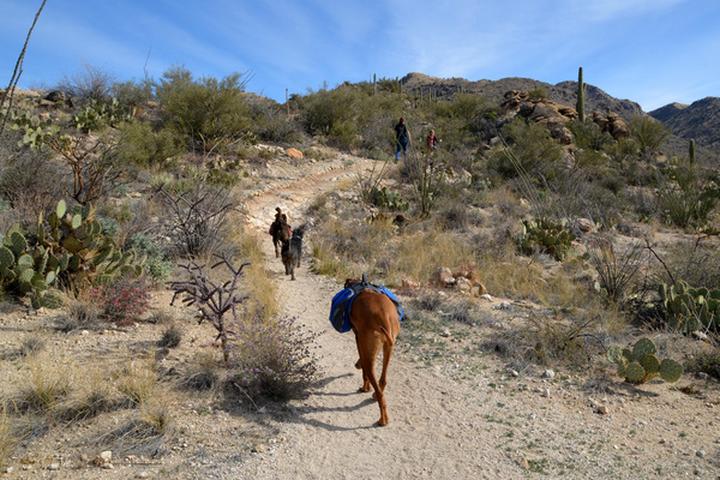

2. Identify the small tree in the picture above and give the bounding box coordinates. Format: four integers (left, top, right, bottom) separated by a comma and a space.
169, 255, 250, 364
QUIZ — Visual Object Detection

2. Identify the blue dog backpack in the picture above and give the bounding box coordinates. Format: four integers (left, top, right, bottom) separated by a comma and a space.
329, 278, 405, 333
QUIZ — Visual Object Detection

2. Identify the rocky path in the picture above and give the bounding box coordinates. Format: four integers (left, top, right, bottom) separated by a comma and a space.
235, 155, 512, 479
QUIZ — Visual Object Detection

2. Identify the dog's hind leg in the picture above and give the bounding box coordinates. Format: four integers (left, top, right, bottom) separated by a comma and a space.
378, 341, 393, 395
358, 336, 388, 426
290, 264, 295, 281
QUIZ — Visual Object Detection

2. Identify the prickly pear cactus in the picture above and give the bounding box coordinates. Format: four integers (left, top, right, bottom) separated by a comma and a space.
659, 281, 720, 333
607, 337, 684, 384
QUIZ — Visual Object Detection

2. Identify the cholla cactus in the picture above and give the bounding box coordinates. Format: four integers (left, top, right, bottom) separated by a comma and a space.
607, 338, 683, 384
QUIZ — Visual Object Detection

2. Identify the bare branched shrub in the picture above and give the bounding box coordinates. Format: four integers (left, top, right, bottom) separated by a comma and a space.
44, 134, 120, 205
169, 255, 250, 363
181, 352, 220, 391
0, 141, 66, 222
58, 65, 115, 105
157, 182, 234, 257
589, 240, 645, 304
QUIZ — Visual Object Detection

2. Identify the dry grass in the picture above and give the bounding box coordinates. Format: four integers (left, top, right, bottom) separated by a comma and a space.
233, 230, 278, 321
389, 230, 474, 285
0, 409, 14, 468
15, 354, 74, 413
93, 397, 173, 457
56, 298, 101, 332
157, 324, 182, 348
116, 360, 157, 406
181, 352, 221, 391
57, 370, 123, 423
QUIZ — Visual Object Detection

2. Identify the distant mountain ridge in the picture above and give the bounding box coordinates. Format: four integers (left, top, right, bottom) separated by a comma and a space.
650, 97, 720, 150
399, 72, 644, 120
398, 72, 718, 162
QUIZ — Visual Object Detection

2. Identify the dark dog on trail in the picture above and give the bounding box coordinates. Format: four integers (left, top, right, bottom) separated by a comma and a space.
281, 224, 305, 280
268, 208, 291, 258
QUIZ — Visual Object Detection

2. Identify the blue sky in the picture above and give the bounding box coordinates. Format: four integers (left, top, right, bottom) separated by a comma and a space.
2, 0, 719, 110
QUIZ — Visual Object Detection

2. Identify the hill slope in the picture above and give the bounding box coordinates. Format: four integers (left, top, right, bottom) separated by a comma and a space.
650, 97, 720, 150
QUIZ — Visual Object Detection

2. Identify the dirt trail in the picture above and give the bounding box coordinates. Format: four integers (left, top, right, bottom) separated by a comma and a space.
231, 155, 514, 480
228, 154, 719, 480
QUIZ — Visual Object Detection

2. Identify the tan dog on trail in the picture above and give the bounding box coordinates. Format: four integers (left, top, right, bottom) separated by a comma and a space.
348, 287, 401, 426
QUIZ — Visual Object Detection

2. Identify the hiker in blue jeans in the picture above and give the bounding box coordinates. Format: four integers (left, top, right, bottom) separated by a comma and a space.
394, 117, 411, 161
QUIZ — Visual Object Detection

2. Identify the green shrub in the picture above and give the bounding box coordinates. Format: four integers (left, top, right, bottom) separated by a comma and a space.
126, 233, 173, 283
116, 121, 183, 169
156, 67, 252, 152
517, 218, 575, 261
487, 118, 563, 181
629, 115, 669, 156
656, 160, 719, 229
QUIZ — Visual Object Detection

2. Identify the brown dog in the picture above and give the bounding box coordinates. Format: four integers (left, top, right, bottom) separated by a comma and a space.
348, 288, 401, 426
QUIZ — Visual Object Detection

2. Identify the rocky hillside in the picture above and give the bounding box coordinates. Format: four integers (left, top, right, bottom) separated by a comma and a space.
400, 72, 644, 120
650, 97, 720, 150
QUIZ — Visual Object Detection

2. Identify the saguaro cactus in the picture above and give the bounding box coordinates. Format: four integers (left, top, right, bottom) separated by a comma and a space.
576, 66, 585, 122
689, 139, 696, 164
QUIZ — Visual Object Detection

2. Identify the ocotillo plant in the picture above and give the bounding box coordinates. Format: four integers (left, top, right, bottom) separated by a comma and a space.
689, 139, 696, 164
576, 66, 585, 122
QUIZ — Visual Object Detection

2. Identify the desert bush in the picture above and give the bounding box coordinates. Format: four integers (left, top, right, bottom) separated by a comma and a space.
56, 298, 100, 332
656, 160, 719, 229
91, 277, 150, 326
568, 119, 613, 151
156, 67, 252, 153
11, 113, 120, 205
157, 181, 234, 257
517, 218, 576, 261
116, 121, 183, 169
0, 144, 65, 222
661, 238, 720, 288
112, 79, 154, 111
629, 115, 669, 156
182, 352, 220, 391
57, 370, 122, 422
158, 324, 182, 349
126, 233, 173, 283
58, 65, 114, 105
589, 240, 645, 304
487, 118, 563, 182
17, 336, 45, 357
527, 314, 601, 367
686, 349, 720, 381
225, 316, 319, 403
404, 151, 448, 216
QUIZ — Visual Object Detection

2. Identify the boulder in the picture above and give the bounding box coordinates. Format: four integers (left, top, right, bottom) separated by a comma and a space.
575, 217, 595, 233
286, 147, 304, 160
436, 267, 456, 287
456, 277, 472, 292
